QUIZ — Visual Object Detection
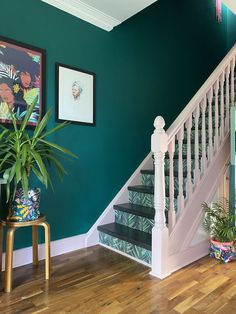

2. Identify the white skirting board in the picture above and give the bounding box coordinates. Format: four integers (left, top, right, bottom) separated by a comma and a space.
1, 232, 87, 271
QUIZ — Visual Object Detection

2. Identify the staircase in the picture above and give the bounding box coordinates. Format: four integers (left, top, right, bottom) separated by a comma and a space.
86, 44, 236, 278
97, 118, 219, 265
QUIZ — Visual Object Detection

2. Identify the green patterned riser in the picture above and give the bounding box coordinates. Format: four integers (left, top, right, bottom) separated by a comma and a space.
142, 173, 154, 187
142, 173, 188, 191
175, 143, 203, 154
115, 210, 154, 234
99, 231, 151, 264
192, 115, 220, 129
185, 128, 214, 140
129, 190, 178, 211
165, 158, 200, 174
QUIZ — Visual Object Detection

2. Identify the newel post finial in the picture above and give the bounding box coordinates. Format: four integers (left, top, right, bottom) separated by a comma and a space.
154, 115, 165, 131
152, 116, 168, 154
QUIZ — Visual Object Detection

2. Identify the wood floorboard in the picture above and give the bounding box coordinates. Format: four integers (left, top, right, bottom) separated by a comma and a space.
1, 245, 236, 313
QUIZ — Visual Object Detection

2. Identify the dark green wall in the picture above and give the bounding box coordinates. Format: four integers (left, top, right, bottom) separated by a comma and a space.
0, 0, 228, 249
227, 7, 236, 49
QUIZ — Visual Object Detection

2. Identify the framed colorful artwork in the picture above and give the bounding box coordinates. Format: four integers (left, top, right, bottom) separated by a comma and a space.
0, 35, 46, 127
56, 63, 96, 126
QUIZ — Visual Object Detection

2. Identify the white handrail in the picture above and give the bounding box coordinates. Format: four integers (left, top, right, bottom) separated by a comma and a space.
166, 44, 236, 142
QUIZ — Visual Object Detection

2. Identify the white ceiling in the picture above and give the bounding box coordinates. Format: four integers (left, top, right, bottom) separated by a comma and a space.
82, 0, 157, 21
41, 0, 236, 32
222, 0, 236, 15
41, 0, 158, 31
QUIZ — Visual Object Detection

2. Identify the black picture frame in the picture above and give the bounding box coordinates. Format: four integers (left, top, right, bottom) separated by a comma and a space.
0, 35, 46, 127
56, 63, 96, 126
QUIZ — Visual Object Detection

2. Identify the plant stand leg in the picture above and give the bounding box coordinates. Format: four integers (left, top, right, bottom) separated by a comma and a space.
32, 225, 38, 266
39, 222, 51, 280
5, 227, 15, 293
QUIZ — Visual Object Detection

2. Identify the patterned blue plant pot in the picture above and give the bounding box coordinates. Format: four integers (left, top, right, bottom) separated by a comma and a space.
8, 188, 41, 222
210, 239, 236, 263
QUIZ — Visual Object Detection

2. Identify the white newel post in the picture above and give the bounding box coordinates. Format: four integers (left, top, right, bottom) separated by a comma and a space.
150, 116, 171, 279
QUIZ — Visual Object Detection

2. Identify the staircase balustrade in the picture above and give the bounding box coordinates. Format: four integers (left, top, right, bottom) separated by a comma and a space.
151, 44, 236, 278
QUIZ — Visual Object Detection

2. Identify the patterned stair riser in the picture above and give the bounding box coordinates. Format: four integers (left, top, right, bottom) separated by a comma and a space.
142, 173, 189, 193
165, 158, 201, 174
115, 210, 154, 234
184, 128, 215, 141
192, 117, 224, 130
129, 190, 178, 212
181, 132, 214, 146
141, 173, 154, 187
174, 143, 203, 154
99, 232, 151, 264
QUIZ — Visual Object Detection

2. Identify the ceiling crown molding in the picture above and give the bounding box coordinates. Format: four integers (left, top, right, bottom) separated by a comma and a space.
41, 0, 121, 31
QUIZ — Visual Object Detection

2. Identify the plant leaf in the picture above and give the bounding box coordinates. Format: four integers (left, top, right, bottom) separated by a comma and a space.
15, 158, 21, 183
21, 168, 28, 200
38, 138, 78, 158
30, 149, 48, 187
41, 121, 69, 139
20, 96, 38, 132
32, 165, 47, 186
21, 144, 28, 166
33, 108, 52, 141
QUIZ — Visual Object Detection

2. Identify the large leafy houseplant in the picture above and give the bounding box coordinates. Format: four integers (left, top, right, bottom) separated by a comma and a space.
202, 199, 236, 263
0, 100, 77, 221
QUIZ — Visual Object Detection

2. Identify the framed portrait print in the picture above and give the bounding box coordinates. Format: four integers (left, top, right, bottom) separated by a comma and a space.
56, 63, 95, 126
0, 35, 46, 127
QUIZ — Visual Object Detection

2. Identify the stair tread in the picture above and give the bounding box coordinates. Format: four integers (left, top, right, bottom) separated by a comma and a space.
152, 153, 202, 159
98, 222, 151, 250
141, 169, 193, 177
128, 185, 154, 194
114, 203, 155, 219
128, 185, 179, 197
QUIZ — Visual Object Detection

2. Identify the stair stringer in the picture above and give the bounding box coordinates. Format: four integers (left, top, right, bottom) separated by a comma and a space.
85, 152, 153, 247
167, 135, 230, 273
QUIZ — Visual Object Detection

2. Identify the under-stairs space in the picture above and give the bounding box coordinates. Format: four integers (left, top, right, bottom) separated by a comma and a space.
97, 58, 236, 268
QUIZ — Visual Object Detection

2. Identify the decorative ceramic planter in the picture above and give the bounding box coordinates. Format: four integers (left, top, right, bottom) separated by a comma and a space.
7, 188, 41, 222
210, 239, 236, 263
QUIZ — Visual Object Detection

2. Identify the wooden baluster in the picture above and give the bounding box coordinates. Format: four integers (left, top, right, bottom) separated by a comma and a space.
168, 139, 176, 232
230, 57, 235, 106
225, 65, 230, 133
177, 126, 184, 214
150, 116, 170, 279
201, 96, 207, 173
214, 79, 220, 151
220, 71, 225, 141
193, 106, 200, 185
185, 115, 192, 198
207, 87, 213, 162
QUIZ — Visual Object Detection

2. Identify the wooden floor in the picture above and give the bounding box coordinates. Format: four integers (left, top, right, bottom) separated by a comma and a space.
0, 246, 236, 313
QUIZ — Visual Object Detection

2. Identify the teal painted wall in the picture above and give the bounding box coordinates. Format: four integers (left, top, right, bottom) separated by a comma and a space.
0, 0, 229, 249
227, 7, 236, 48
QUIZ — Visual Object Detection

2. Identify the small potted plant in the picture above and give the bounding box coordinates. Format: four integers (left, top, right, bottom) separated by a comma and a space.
202, 199, 236, 263
0, 99, 77, 222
